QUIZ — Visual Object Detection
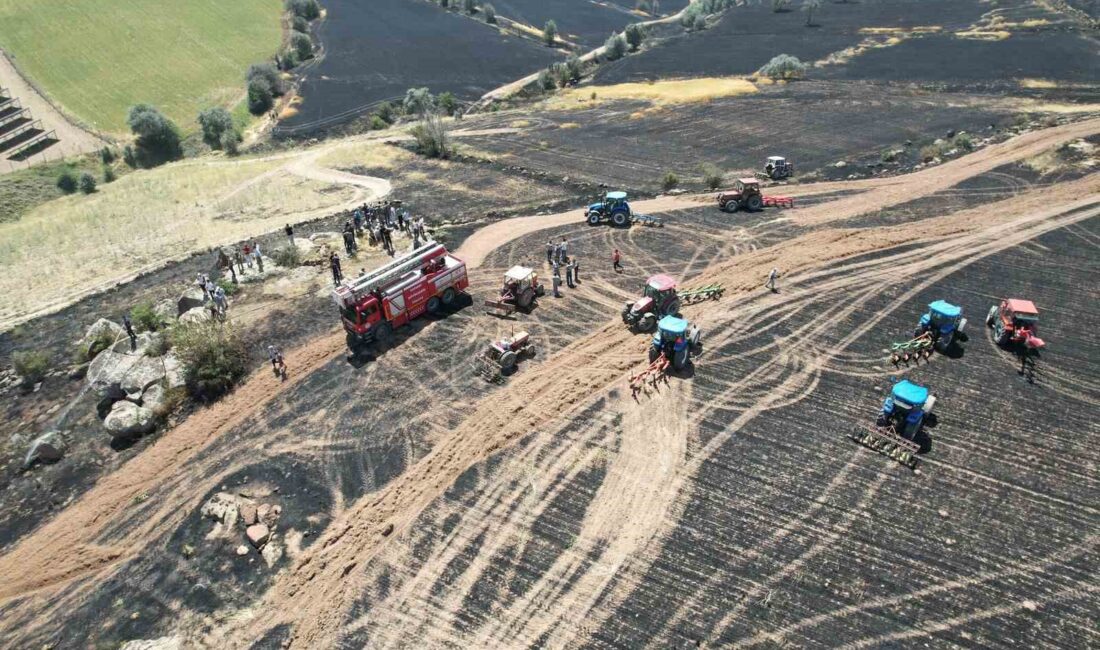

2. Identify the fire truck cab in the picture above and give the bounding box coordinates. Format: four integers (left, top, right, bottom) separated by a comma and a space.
333, 242, 468, 355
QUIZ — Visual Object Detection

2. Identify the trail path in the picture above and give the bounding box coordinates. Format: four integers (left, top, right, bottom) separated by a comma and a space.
0, 120, 1095, 646
0, 49, 106, 173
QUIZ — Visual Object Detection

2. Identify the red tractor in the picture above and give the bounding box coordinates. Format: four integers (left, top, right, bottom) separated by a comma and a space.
717, 178, 794, 212
986, 299, 1045, 349
622, 274, 681, 332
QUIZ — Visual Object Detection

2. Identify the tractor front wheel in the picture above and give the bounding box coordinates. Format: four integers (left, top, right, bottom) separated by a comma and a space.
725, 200, 739, 213
587, 211, 602, 226
611, 211, 630, 228
639, 313, 657, 332
746, 195, 764, 211
986, 306, 997, 327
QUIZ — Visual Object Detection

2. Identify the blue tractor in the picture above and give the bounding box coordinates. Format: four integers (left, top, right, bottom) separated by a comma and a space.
648, 315, 701, 371
876, 380, 936, 442
915, 300, 968, 351
587, 191, 633, 227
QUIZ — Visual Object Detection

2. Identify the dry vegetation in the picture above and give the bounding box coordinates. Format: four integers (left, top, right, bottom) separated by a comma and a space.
544, 77, 759, 110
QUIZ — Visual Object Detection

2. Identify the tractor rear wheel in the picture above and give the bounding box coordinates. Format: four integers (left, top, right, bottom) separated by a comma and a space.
499, 350, 517, 370
746, 195, 763, 211
441, 288, 457, 306
672, 347, 689, 371
517, 288, 535, 310
426, 296, 442, 314
648, 346, 661, 363
611, 211, 630, 228
639, 313, 657, 332
587, 211, 601, 226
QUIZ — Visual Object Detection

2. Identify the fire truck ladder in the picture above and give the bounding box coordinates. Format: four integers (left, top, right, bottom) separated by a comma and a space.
340, 241, 442, 301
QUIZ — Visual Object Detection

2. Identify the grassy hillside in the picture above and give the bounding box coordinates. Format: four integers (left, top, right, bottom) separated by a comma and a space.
0, 0, 282, 135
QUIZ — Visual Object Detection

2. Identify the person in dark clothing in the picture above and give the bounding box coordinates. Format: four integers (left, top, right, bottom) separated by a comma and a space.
122, 314, 137, 351
573, 258, 580, 284
284, 224, 294, 244
343, 230, 355, 256
331, 252, 343, 285
565, 261, 575, 288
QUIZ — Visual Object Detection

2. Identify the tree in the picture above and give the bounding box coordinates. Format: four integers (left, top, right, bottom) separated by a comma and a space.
463, 0, 478, 14
247, 63, 285, 96
57, 170, 78, 193
285, 0, 320, 21
79, 172, 97, 194
482, 3, 496, 23
625, 23, 645, 51
803, 0, 821, 25
290, 32, 314, 60
543, 20, 558, 46
291, 15, 310, 33
123, 145, 137, 168
171, 323, 249, 401
772, 0, 791, 11
127, 104, 181, 166
197, 107, 236, 149
565, 55, 584, 83
403, 87, 435, 115
604, 33, 628, 61
701, 164, 723, 190
100, 147, 115, 164
661, 172, 679, 191
759, 53, 807, 80
410, 112, 450, 159
220, 129, 241, 155
103, 166, 117, 183
438, 92, 459, 116
247, 78, 275, 115
376, 101, 396, 124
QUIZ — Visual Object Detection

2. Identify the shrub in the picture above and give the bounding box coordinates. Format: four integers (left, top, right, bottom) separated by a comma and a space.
537, 69, 555, 91
100, 147, 115, 164
280, 48, 300, 70
370, 114, 388, 130
127, 104, 182, 166
463, 0, 478, 13
291, 32, 314, 60
772, 0, 791, 11
220, 130, 240, 155
272, 245, 301, 268
150, 386, 187, 420
216, 278, 241, 295
410, 112, 450, 158
57, 170, 78, 194
661, 172, 679, 191
170, 323, 249, 401
625, 23, 646, 51
291, 15, 310, 33
919, 144, 940, 162
285, 0, 321, 20
880, 149, 898, 163
131, 302, 164, 332
701, 164, 723, 190
543, 20, 558, 46
13, 350, 49, 386
197, 107, 236, 149
79, 172, 97, 194
376, 101, 396, 123
552, 63, 570, 88
248, 78, 275, 115
803, 0, 821, 25
693, 14, 708, 31
438, 91, 458, 116
760, 53, 807, 80
145, 333, 172, 358
123, 145, 137, 168
246, 63, 285, 96
565, 55, 584, 83
403, 87, 435, 115
74, 327, 116, 363
483, 3, 496, 23
103, 165, 117, 183
954, 133, 973, 150
604, 33, 628, 61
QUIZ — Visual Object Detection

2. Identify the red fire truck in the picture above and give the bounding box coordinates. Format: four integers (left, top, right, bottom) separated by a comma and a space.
332, 241, 469, 355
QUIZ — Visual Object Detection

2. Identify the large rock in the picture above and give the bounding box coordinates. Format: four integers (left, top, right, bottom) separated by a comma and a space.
177, 287, 205, 316
87, 351, 140, 400
110, 331, 164, 357
178, 306, 212, 325
246, 523, 270, 548
120, 639, 180, 650
163, 353, 185, 390
120, 356, 166, 396
23, 430, 67, 469
79, 318, 123, 358
153, 299, 178, 324
103, 400, 155, 438
140, 383, 166, 413
201, 492, 240, 527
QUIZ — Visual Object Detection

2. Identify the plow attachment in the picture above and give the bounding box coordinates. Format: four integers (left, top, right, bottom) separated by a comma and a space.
890, 333, 933, 364
680, 283, 724, 305
484, 298, 517, 318
632, 213, 664, 227
629, 354, 670, 398
762, 195, 795, 208
848, 424, 920, 469
472, 352, 505, 384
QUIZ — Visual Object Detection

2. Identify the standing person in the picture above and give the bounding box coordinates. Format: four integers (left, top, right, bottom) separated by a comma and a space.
284, 224, 294, 245
565, 260, 576, 288
612, 249, 623, 273
397, 209, 405, 233
253, 242, 264, 273
559, 238, 569, 264
573, 257, 581, 284
267, 345, 286, 378
546, 239, 554, 265
196, 273, 209, 300
330, 252, 343, 285
205, 278, 217, 302
343, 228, 355, 256
122, 314, 137, 351
213, 285, 228, 317
552, 273, 562, 298
382, 224, 394, 255
552, 260, 561, 279
234, 248, 245, 276
766, 267, 780, 293
353, 209, 363, 234
243, 241, 253, 269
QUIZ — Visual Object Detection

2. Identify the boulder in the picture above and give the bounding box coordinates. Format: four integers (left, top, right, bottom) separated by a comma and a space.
260, 504, 282, 527
261, 539, 283, 567
110, 332, 164, 357
23, 430, 67, 469
246, 523, 270, 548
87, 351, 140, 400
178, 306, 212, 325
103, 400, 155, 438
79, 319, 123, 358
163, 353, 185, 390
177, 287, 205, 316
119, 356, 167, 395
239, 503, 258, 526
154, 299, 178, 324
120, 638, 181, 650
834, 160, 847, 168
141, 383, 166, 413
201, 492, 240, 527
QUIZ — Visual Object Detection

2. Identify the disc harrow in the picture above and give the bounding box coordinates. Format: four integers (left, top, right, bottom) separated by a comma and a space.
848, 424, 920, 468
679, 283, 724, 305
890, 333, 934, 364
472, 354, 505, 385
629, 353, 669, 398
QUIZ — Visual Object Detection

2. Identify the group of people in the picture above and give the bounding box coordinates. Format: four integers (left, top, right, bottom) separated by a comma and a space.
195, 272, 229, 319
346, 201, 429, 257
544, 238, 583, 297
231, 239, 265, 276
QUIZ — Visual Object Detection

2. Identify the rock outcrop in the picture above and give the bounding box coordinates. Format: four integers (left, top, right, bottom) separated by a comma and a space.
103, 400, 155, 438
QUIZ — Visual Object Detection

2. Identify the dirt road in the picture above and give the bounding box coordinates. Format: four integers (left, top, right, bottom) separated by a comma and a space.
0, 120, 1096, 647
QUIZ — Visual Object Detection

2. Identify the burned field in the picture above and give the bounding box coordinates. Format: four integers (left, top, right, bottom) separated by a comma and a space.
278, 0, 559, 134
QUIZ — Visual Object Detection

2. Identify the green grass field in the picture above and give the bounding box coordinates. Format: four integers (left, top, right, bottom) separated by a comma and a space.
0, 0, 283, 135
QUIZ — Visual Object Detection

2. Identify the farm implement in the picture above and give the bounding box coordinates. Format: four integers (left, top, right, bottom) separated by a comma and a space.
717, 178, 794, 212
849, 380, 935, 469
629, 353, 670, 397
678, 283, 724, 305
473, 330, 536, 383
631, 316, 701, 398
889, 333, 934, 364
484, 265, 545, 317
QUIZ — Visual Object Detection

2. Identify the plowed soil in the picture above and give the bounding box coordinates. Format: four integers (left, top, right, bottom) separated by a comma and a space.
0, 120, 1096, 648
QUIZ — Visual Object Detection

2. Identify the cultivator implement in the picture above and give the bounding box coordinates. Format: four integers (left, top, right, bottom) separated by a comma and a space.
849, 424, 920, 469
762, 195, 795, 208
629, 353, 670, 398
890, 333, 934, 364
632, 213, 664, 227
484, 298, 517, 318
472, 353, 505, 384
679, 283, 724, 305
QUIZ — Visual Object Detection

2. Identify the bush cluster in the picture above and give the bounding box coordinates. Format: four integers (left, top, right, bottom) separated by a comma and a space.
604, 33, 628, 61
760, 53, 807, 80
126, 104, 182, 167
13, 350, 49, 386
661, 172, 679, 191
170, 322, 249, 401
681, 0, 734, 30
130, 302, 164, 332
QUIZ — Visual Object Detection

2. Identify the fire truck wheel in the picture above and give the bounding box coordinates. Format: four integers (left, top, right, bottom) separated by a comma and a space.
374, 322, 393, 343
426, 296, 442, 314
441, 288, 457, 306
346, 332, 363, 356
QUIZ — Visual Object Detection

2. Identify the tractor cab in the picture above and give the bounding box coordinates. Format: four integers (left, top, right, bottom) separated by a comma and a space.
878, 380, 935, 440
987, 298, 1045, 349
735, 178, 760, 195
763, 156, 793, 180
503, 265, 540, 296
918, 300, 967, 348
650, 315, 701, 370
